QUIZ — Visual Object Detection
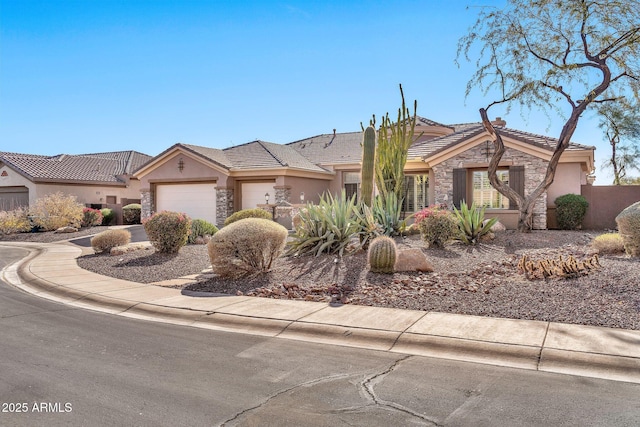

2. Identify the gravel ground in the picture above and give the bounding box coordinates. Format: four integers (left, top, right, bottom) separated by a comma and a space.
0, 226, 111, 243
5, 228, 640, 330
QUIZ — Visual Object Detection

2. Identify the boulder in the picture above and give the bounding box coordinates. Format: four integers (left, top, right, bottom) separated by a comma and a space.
394, 248, 434, 272
54, 226, 78, 233
488, 220, 507, 233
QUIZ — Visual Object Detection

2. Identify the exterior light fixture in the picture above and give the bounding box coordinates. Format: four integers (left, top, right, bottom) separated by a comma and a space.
178, 158, 185, 172
300, 192, 305, 203
265, 192, 270, 204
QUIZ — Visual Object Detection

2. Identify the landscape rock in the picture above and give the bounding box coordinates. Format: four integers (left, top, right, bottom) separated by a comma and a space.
394, 248, 434, 272
489, 221, 507, 233
54, 226, 79, 233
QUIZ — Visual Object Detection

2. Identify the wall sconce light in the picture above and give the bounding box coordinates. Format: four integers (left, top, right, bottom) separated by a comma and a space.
299, 192, 305, 203
265, 192, 270, 204
178, 158, 185, 172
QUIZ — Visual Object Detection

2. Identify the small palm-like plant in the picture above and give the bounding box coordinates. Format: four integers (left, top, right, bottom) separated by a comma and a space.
453, 201, 498, 245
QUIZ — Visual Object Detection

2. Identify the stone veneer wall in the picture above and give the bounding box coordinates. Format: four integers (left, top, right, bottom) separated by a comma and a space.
141, 189, 152, 220
432, 144, 548, 229
274, 186, 291, 204
215, 188, 234, 227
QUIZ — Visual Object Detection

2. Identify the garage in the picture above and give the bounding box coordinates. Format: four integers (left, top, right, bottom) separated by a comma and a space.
156, 183, 216, 224
0, 186, 29, 211
241, 182, 275, 209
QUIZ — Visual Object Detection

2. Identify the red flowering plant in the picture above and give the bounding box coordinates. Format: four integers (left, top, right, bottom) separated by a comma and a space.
81, 207, 104, 228
143, 210, 192, 253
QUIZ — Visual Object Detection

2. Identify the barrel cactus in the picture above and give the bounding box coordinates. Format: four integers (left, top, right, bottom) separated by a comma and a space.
615, 201, 640, 257
368, 235, 397, 274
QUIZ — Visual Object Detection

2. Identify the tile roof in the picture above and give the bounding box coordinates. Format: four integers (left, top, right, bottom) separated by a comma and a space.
176, 141, 328, 173
408, 125, 595, 160
287, 131, 364, 165
0, 151, 152, 183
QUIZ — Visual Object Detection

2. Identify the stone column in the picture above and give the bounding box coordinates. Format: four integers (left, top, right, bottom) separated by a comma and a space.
274, 186, 291, 204
140, 189, 152, 220
216, 187, 234, 227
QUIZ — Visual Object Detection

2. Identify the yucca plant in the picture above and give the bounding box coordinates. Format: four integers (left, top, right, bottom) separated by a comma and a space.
453, 201, 498, 245
354, 202, 383, 249
286, 191, 361, 257
371, 192, 408, 236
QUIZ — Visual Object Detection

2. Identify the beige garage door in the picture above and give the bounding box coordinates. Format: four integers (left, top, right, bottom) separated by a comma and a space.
241, 182, 275, 209
156, 183, 216, 224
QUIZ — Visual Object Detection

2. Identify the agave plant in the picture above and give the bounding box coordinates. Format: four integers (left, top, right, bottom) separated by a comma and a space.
371, 192, 408, 236
354, 202, 382, 249
453, 201, 498, 245
286, 191, 362, 257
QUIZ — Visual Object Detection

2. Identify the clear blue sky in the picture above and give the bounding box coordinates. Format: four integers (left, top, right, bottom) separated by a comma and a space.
0, 0, 614, 183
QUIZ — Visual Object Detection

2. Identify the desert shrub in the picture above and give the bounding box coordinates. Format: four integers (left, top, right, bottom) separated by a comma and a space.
29, 192, 84, 231
615, 201, 640, 257
287, 191, 361, 257
453, 201, 498, 245
101, 208, 115, 225
81, 207, 103, 228
143, 211, 191, 253
354, 203, 382, 250
0, 207, 32, 234
122, 203, 141, 225
417, 205, 458, 248
208, 218, 288, 278
368, 236, 397, 274
592, 233, 625, 254
188, 219, 219, 244
91, 229, 131, 253
555, 194, 589, 230
224, 208, 272, 226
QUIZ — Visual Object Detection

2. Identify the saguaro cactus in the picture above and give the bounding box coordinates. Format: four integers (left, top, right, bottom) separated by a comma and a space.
368, 235, 397, 274
360, 125, 376, 206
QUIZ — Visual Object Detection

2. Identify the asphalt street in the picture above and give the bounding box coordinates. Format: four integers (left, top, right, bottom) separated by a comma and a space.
1, 246, 639, 426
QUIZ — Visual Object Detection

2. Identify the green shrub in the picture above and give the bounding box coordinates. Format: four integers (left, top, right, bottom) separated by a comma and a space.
29, 192, 84, 231
592, 233, 625, 254
555, 194, 589, 230
91, 229, 131, 253
368, 236, 397, 274
208, 218, 288, 278
143, 211, 191, 253
287, 191, 361, 257
0, 207, 32, 234
123, 203, 141, 225
224, 208, 272, 226
417, 205, 458, 248
188, 219, 219, 244
615, 201, 640, 257
81, 207, 103, 228
354, 203, 382, 250
101, 208, 115, 225
453, 201, 498, 245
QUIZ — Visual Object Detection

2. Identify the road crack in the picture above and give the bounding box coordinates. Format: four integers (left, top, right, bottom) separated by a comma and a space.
360, 355, 442, 426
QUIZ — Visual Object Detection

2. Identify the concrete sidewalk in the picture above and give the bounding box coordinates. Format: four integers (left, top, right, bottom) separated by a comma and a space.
2, 241, 640, 384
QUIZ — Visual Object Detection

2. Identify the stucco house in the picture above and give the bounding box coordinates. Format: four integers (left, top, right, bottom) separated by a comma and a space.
133, 117, 595, 229
0, 150, 152, 221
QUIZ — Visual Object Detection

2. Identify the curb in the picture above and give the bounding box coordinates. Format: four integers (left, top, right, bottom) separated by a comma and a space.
2, 241, 640, 384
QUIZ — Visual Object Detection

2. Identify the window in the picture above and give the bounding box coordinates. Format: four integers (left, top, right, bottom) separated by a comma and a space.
343, 172, 360, 201
472, 170, 509, 209
402, 175, 429, 212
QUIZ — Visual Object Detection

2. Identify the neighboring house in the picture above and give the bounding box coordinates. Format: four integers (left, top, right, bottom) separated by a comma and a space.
133, 117, 595, 229
0, 151, 152, 222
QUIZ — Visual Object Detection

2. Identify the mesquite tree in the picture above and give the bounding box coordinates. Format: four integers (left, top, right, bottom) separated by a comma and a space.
458, 0, 640, 231
597, 102, 640, 185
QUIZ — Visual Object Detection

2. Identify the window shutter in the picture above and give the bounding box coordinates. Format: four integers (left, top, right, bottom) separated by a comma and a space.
452, 168, 467, 209
509, 165, 525, 209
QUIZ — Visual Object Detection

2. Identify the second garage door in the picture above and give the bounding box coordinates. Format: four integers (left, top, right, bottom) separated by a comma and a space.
156, 183, 216, 224
241, 182, 275, 209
